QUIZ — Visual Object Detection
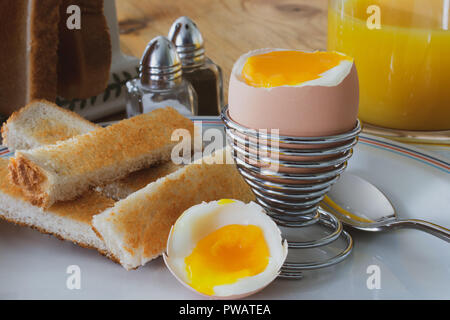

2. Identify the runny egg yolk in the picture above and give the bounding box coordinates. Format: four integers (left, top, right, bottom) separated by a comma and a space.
241, 50, 351, 88
218, 199, 235, 205
184, 224, 270, 295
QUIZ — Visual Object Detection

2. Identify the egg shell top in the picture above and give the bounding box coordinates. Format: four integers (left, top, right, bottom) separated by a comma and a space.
228, 48, 359, 137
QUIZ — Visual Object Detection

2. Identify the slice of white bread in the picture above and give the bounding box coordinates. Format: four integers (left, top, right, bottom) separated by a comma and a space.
0, 158, 117, 261
92, 147, 256, 270
1, 100, 99, 151
0, 0, 61, 116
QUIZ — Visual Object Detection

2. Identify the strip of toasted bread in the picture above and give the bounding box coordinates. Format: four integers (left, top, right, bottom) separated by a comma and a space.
92, 147, 255, 270
2, 101, 184, 200
1, 100, 99, 150
57, 0, 111, 99
97, 161, 181, 200
9, 107, 194, 207
0, 158, 118, 261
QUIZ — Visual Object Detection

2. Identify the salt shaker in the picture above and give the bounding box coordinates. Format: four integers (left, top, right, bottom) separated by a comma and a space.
126, 36, 197, 118
168, 16, 224, 116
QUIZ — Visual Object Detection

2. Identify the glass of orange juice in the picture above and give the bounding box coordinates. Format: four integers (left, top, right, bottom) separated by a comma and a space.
328, 0, 450, 140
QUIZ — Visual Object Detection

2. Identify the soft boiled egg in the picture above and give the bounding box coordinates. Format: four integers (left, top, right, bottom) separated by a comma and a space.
163, 199, 288, 299
228, 49, 359, 136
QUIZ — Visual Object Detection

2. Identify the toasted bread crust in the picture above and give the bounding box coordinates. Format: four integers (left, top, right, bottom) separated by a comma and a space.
0, 0, 28, 115
29, 0, 61, 102
0, 1, 60, 116
0, 1, 26, 115
57, 0, 111, 99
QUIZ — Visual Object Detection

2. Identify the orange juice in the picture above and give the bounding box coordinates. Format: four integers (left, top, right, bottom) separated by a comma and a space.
328, 0, 450, 130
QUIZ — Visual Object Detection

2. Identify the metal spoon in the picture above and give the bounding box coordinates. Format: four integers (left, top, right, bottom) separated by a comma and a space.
320, 172, 450, 242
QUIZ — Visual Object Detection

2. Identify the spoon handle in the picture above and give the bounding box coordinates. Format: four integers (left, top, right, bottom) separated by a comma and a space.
391, 219, 450, 242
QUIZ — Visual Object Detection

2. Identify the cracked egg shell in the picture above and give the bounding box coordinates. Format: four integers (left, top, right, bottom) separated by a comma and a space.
163, 199, 288, 299
228, 48, 359, 137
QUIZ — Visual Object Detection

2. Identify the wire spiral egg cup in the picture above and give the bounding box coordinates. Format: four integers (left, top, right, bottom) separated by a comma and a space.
221, 106, 361, 279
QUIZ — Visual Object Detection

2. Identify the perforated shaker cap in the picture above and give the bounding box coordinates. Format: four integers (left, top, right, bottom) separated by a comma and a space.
168, 16, 205, 66
140, 35, 182, 84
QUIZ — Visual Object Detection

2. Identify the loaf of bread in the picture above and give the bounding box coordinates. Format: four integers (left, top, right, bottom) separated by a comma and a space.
0, 158, 117, 261
57, 0, 112, 99
0, 0, 60, 115
92, 147, 255, 270
0, 0, 112, 116
8, 107, 194, 207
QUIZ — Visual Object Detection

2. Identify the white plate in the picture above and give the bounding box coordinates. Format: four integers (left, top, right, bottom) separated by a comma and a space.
0, 119, 449, 299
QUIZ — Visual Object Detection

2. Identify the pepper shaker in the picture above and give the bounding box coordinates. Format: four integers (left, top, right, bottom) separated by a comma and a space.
168, 16, 224, 116
126, 36, 197, 118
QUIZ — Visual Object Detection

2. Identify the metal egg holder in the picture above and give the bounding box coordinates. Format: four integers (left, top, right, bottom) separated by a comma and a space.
221, 106, 362, 279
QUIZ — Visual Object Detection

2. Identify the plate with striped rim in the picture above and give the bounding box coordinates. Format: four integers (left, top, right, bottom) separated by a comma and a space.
0, 118, 448, 299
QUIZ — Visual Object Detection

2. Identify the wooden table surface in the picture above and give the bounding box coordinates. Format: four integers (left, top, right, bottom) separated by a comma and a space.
116, 0, 328, 104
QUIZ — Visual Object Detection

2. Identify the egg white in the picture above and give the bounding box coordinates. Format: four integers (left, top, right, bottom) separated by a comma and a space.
232, 48, 354, 90
164, 199, 288, 298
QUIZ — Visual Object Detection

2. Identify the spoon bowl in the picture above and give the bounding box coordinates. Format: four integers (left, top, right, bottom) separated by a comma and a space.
321, 172, 450, 242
